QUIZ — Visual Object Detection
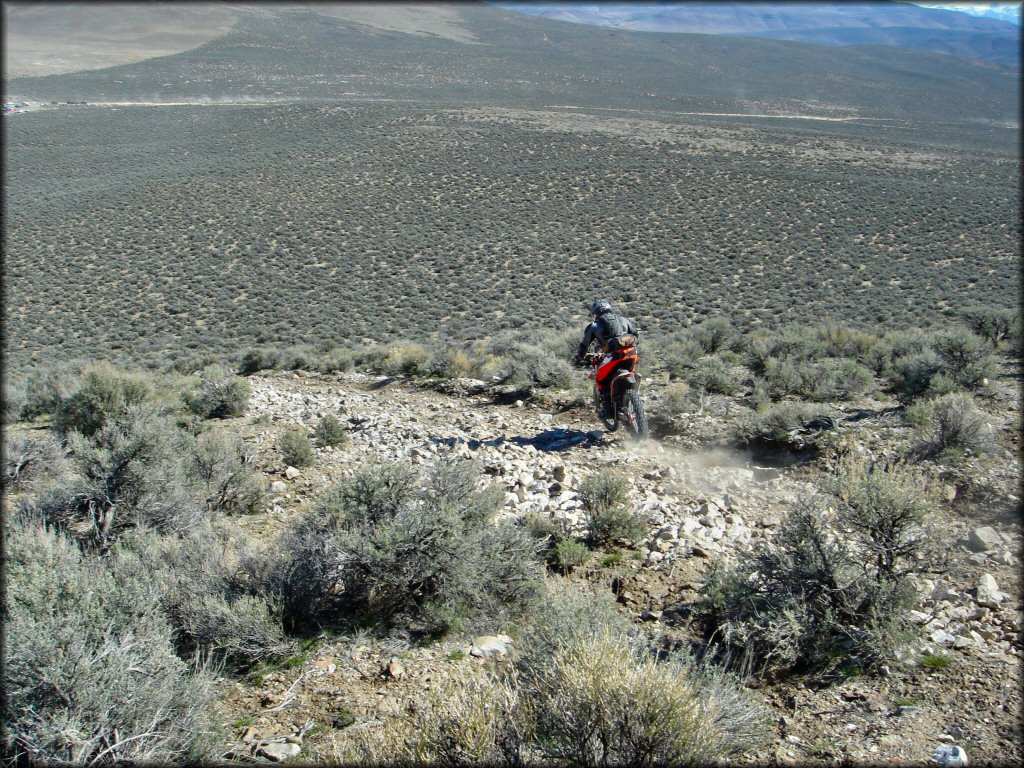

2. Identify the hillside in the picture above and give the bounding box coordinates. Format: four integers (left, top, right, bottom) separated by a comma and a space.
4, 346, 1021, 764
3, 0, 1019, 369
3, 3, 1021, 765
4, 2, 1019, 124
4, 100, 1019, 369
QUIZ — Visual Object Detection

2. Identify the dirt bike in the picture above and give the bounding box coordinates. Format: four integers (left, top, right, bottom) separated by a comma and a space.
582, 349, 649, 438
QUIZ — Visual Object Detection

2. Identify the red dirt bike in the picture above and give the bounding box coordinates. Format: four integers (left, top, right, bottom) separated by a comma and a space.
583, 349, 650, 438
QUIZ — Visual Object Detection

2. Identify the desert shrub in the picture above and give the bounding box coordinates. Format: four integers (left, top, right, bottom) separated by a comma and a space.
2, 433, 69, 490
745, 325, 825, 375
694, 461, 938, 676
514, 595, 771, 768
903, 401, 934, 429
586, 504, 647, 547
406, 666, 531, 766
184, 364, 251, 419
317, 347, 357, 373
239, 348, 272, 375
690, 355, 741, 395
17, 360, 82, 420
578, 472, 645, 546
174, 593, 294, 671
278, 428, 314, 468
762, 357, 804, 398
530, 629, 714, 766
890, 350, 944, 401
552, 537, 592, 573
735, 401, 833, 450
238, 346, 318, 375
749, 378, 772, 410
961, 305, 1017, 346
860, 328, 932, 376
278, 460, 544, 634
354, 581, 770, 768
518, 579, 635, 670
3, 375, 28, 422
659, 333, 704, 379
831, 359, 875, 399
376, 341, 432, 377
313, 414, 348, 448
31, 405, 201, 548
817, 322, 878, 359
659, 381, 693, 419
4, 518, 219, 765
483, 333, 576, 390
691, 317, 737, 355
115, 523, 297, 672
441, 347, 478, 379
764, 357, 873, 401
931, 328, 997, 391
517, 346, 577, 390
53, 361, 151, 437
578, 472, 630, 517
915, 392, 993, 458
189, 430, 264, 514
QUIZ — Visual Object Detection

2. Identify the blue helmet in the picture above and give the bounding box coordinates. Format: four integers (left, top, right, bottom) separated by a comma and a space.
591, 299, 613, 317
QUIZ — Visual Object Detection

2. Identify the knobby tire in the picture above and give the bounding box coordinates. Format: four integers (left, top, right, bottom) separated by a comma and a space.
625, 389, 649, 439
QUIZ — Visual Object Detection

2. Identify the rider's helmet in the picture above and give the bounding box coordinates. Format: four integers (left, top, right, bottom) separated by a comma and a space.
591, 299, 613, 317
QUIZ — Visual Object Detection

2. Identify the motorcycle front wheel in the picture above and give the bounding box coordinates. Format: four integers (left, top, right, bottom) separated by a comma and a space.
624, 389, 649, 439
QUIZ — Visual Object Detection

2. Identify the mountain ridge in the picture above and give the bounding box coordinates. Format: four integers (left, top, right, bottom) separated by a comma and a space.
491, 1, 1021, 67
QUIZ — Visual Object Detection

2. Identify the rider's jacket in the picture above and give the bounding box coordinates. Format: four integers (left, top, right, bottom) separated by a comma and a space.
576, 312, 639, 360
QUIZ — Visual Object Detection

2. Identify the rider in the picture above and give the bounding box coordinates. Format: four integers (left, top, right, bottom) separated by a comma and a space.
574, 300, 640, 418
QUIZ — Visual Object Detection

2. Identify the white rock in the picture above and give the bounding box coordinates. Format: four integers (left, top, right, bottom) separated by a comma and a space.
471, 635, 513, 658
681, 517, 702, 535
992, 550, 1016, 566
270, 480, 288, 493
930, 584, 956, 604
930, 630, 956, 646
284, 466, 301, 480
257, 742, 301, 762
698, 501, 720, 517
976, 574, 1003, 609
967, 527, 1001, 552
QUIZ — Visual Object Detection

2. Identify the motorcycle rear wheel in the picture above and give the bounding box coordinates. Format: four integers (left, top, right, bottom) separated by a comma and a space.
624, 389, 649, 439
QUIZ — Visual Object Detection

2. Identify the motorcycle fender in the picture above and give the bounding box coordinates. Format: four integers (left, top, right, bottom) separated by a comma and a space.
611, 372, 638, 397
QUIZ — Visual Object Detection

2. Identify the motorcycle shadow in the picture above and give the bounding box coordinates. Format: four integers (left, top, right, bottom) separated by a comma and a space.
509, 427, 606, 453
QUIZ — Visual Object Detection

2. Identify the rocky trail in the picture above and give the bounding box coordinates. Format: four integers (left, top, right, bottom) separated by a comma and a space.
210, 369, 1020, 765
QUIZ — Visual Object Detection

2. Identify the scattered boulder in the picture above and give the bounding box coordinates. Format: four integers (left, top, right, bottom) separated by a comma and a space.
256, 741, 301, 762
470, 634, 513, 658
284, 466, 301, 480
975, 573, 1004, 609
383, 658, 405, 679
967, 526, 1001, 552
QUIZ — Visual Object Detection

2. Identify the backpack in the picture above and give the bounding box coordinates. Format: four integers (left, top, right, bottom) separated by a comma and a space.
599, 312, 637, 352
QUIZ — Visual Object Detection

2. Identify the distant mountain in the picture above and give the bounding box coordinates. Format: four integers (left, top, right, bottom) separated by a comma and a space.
492, 1, 1021, 68
913, 3, 1022, 25
3, 2, 1018, 126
